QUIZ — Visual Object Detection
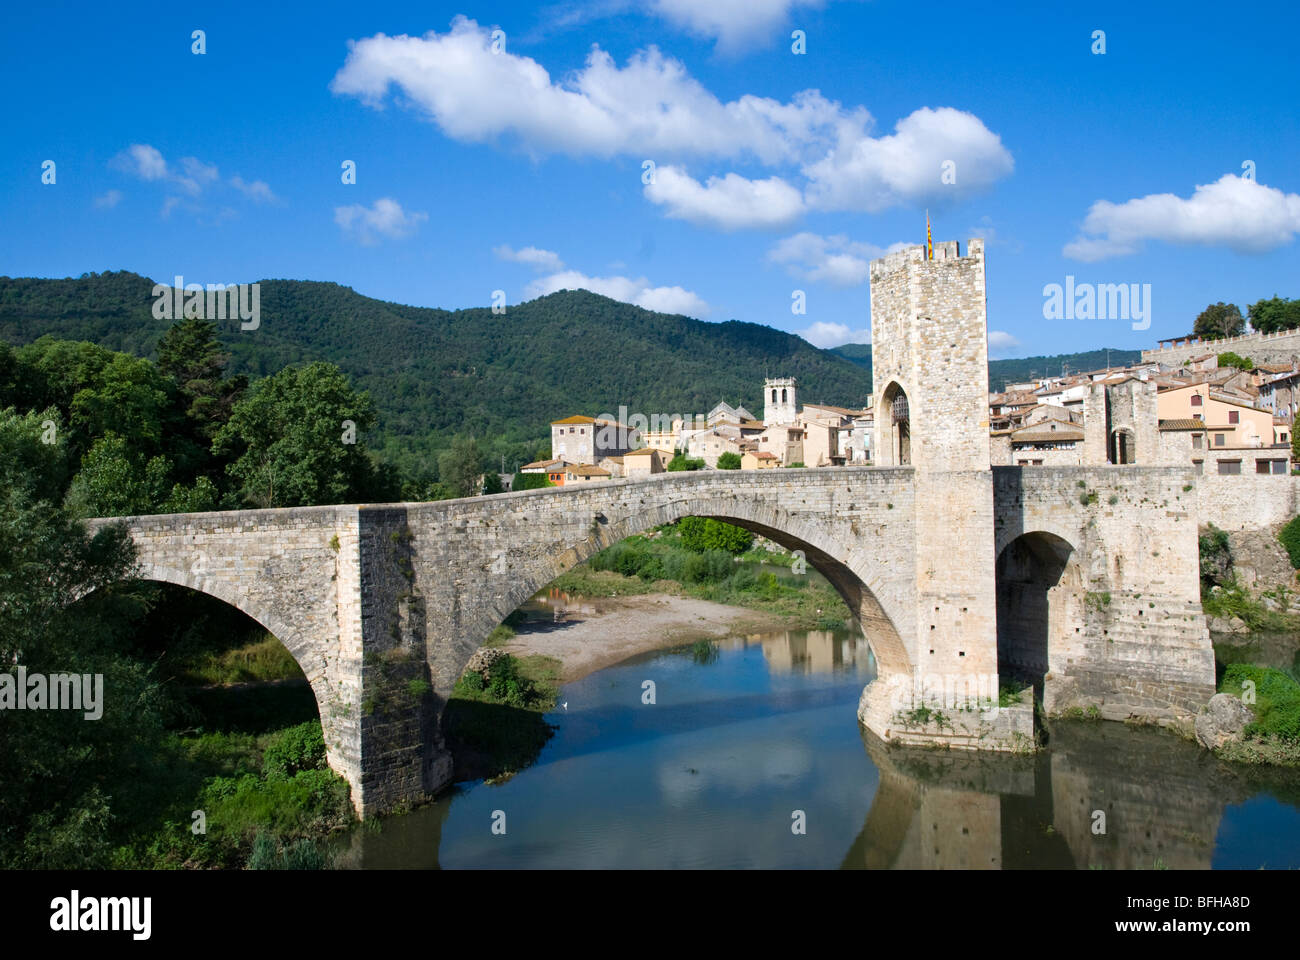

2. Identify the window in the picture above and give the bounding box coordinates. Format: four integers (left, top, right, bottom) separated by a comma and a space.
1282, 433, 1291, 443
1191, 394, 1203, 407
570, 427, 575, 434
1192, 434, 1203, 449
1193, 412, 1202, 420
1256, 460, 1272, 474
1193, 459, 1203, 474
1218, 460, 1241, 475
1215, 434, 1225, 446
1277, 460, 1290, 475
579, 428, 585, 435
1228, 410, 1239, 424
771, 389, 777, 403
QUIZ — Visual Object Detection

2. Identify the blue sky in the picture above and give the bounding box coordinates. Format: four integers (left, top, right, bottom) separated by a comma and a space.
3, 0, 1298, 357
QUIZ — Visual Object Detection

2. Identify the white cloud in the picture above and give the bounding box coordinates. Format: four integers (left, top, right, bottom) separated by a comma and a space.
768, 231, 907, 286
802, 107, 1014, 213
987, 330, 1021, 357
650, 0, 826, 54
797, 320, 869, 348
230, 175, 280, 204
493, 244, 566, 271
1064, 174, 1300, 261
525, 269, 709, 316
334, 197, 428, 245
644, 166, 805, 230
110, 144, 279, 214
330, 19, 1014, 229
93, 189, 122, 209
112, 144, 168, 181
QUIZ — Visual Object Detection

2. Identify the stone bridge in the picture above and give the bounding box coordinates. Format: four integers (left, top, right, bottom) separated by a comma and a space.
89, 462, 1215, 816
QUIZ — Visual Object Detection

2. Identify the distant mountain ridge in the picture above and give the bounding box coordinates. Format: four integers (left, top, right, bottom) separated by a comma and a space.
829, 343, 1144, 393
0, 271, 873, 469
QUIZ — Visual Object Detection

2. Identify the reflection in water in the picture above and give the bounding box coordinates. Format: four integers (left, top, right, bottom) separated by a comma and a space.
348, 627, 1300, 870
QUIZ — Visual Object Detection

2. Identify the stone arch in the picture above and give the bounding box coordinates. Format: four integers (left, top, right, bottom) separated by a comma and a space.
458, 495, 913, 685
994, 530, 1085, 697
878, 380, 911, 467
110, 562, 346, 772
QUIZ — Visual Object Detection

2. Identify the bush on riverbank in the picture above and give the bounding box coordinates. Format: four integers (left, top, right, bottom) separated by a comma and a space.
444, 654, 560, 782
559, 525, 851, 629
1221, 664, 1300, 743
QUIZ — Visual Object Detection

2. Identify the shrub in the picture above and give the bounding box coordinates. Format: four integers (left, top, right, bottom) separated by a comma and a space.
678, 517, 754, 554
1221, 664, 1300, 742
511, 472, 553, 492
1200, 524, 1234, 589
716, 452, 742, 470
262, 722, 327, 780
1280, 517, 1300, 570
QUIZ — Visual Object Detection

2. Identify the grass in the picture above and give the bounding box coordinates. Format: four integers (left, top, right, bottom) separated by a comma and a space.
552, 531, 853, 630
106, 686, 354, 869
443, 654, 561, 783
173, 633, 305, 685
1204, 578, 1297, 632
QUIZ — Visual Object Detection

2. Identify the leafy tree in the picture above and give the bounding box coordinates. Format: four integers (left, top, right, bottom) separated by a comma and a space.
212, 361, 377, 508
156, 317, 246, 440
1217, 351, 1254, 372
0, 406, 166, 868
666, 450, 705, 471
716, 451, 742, 469
482, 471, 505, 495
64, 433, 173, 518
511, 472, 554, 492
437, 434, 486, 498
1248, 296, 1300, 335
1194, 302, 1245, 340
678, 517, 754, 555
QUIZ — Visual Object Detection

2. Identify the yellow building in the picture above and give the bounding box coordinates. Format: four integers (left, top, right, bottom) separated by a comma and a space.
741, 451, 780, 470
1156, 383, 1273, 450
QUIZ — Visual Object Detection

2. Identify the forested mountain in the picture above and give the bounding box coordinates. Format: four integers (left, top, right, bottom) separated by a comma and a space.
829, 343, 1144, 392
0, 271, 873, 472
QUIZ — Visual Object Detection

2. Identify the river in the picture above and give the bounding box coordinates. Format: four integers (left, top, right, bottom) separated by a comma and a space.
343, 627, 1300, 869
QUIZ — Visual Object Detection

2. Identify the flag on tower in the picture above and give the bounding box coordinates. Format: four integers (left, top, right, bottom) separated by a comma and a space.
926, 210, 932, 260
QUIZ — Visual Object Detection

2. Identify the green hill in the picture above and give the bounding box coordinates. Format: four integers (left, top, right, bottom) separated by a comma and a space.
0, 271, 873, 472
829, 343, 1143, 393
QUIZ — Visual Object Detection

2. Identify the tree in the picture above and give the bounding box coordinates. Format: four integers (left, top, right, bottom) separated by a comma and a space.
1291, 415, 1299, 467
482, 471, 505, 495
437, 434, 487, 498
1248, 296, 1300, 335
666, 450, 705, 471
716, 452, 742, 470
1217, 351, 1254, 372
64, 433, 173, 518
0, 406, 166, 868
212, 362, 378, 508
511, 472, 553, 492
156, 317, 246, 440
1194, 302, 1245, 340
678, 517, 754, 554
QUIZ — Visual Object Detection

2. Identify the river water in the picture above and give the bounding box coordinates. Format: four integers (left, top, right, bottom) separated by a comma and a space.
345, 627, 1300, 869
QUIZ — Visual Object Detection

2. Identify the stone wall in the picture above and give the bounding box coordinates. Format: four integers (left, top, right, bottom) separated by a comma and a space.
992, 466, 1215, 720
1195, 473, 1300, 530
1142, 326, 1300, 368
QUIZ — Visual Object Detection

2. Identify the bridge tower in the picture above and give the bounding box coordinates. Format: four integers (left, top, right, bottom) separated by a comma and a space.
860, 240, 1020, 743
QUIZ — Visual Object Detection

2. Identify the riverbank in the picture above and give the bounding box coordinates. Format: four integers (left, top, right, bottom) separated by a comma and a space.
496, 590, 795, 682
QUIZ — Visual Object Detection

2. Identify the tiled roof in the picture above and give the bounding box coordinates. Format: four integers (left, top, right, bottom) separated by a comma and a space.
566, 465, 610, 476
1158, 419, 1205, 431
551, 415, 596, 424
521, 458, 564, 469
